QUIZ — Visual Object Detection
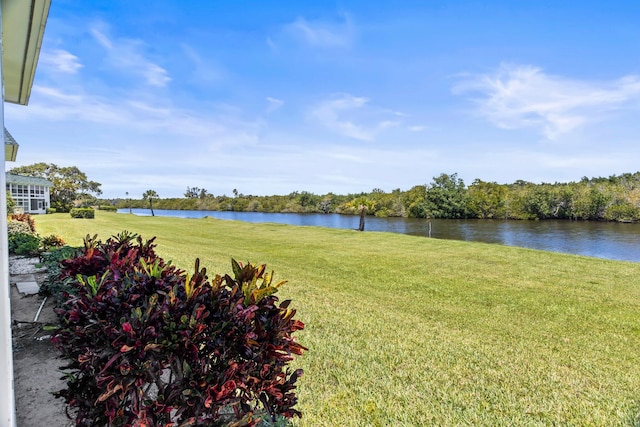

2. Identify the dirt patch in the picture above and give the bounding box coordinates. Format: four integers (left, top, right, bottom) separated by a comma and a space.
10, 255, 72, 427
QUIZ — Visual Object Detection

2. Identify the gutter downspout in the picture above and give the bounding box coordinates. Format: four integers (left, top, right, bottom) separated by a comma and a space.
0, 2, 17, 425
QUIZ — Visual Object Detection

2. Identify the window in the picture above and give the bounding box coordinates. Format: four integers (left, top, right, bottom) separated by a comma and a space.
11, 184, 28, 197
29, 185, 46, 199
15, 198, 29, 210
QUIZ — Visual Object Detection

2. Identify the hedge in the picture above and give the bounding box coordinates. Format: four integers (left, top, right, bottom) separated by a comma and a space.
69, 208, 95, 219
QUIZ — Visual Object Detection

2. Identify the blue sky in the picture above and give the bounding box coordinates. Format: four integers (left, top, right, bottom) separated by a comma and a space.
5, 1, 640, 199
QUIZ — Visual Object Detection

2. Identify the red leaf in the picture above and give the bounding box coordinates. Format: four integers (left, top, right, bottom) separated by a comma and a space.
122, 322, 135, 337
120, 344, 135, 353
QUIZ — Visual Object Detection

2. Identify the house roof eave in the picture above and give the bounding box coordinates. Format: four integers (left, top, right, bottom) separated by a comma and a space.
2, 0, 52, 105
6, 172, 53, 187
4, 128, 19, 162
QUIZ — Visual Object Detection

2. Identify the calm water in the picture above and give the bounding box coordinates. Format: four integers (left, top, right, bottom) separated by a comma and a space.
119, 209, 640, 262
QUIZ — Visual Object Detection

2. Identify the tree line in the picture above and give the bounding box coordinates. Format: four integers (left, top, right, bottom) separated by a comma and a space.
8, 163, 640, 222
116, 172, 640, 222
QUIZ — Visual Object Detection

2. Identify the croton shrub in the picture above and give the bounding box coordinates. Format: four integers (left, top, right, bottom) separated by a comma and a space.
52, 232, 306, 426
10, 213, 36, 232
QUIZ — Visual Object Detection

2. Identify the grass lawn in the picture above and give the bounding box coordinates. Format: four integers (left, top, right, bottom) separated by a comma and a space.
35, 212, 640, 426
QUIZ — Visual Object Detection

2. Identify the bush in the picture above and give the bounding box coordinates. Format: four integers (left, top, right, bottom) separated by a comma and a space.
604, 202, 640, 222
10, 213, 36, 232
52, 232, 306, 426
69, 207, 95, 219
8, 219, 38, 255
39, 245, 83, 306
98, 204, 118, 211
41, 234, 66, 251
9, 232, 41, 255
46, 208, 57, 214
7, 219, 33, 236
52, 200, 71, 213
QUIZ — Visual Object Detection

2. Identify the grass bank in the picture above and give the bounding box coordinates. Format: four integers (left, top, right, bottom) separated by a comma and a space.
36, 212, 640, 426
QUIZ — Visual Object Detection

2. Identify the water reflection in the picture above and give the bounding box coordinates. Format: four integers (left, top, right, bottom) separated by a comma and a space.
119, 209, 640, 262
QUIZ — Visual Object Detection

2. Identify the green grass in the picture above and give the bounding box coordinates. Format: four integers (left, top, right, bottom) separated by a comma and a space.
36, 212, 640, 426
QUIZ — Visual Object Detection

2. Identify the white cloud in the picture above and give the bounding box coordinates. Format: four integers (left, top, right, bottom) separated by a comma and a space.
309, 94, 400, 141
328, 151, 370, 163
181, 44, 224, 83
276, 13, 354, 49
310, 94, 373, 140
142, 63, 171, 87
378, 120, 397, 130
266, 37, 278, 52
39, 49, 83, 73
90, 27, 113, 49
266, 97, 284, 113
90, 25, 171, 87
453, 63, 640, 139
12, 85, 257, 142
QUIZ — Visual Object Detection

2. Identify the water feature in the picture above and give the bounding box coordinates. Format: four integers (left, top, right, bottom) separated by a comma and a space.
118, 209, 640, 262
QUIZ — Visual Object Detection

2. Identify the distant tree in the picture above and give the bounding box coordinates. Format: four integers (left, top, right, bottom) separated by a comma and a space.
199, 188, 210, 199
467, 179, 507, 219
570, 185, 610, 220
351, 196, 375, 231
9, 162, 102, 212
319, 194, 334, 214
126, 191, 132, 214
403, 185, 428, 218
143, 190, 158, 216
527, 184, 557, 219
185, 187, 211, 200
233, 188, 239, 198
78, 194, 99, 208
185, 187, 201, 198
358, 205, 366, 231
425, 173, 468, 218
366, 188, 403, 217
505, 183, 537, 220
296, 191, 320, 212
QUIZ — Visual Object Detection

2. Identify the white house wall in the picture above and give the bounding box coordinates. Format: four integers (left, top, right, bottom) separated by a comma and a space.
0, 1, 52, 425
0, 4, 16, 425
7, 182, 51, 214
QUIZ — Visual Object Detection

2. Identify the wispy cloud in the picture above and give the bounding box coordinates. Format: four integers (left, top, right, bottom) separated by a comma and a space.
453, 63, 640, 139
181, 44, 224, 84
273, 13, 355, 50
309, 93, 399, 141
90, 25, 171, 87
266, 97, 284, 113
11, 85, 258, 143
39, 49, 83, 73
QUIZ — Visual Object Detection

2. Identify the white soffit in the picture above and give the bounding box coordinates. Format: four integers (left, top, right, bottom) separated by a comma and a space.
2, 0, 51, 105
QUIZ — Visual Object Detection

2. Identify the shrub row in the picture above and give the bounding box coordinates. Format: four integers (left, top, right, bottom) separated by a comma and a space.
52, 232, 306, 426
98, 204, 118, 211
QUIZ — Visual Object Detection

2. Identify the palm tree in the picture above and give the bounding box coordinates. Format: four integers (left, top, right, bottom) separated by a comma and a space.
142, 190, 158, 216
352, 196, 375, 231
125, 191, 132, 214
